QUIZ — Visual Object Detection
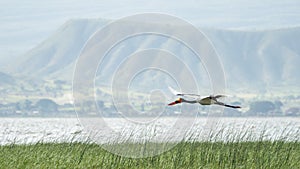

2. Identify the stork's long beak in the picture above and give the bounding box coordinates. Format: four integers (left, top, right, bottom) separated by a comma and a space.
168, 101, 177, 106
168, 98, 182, 106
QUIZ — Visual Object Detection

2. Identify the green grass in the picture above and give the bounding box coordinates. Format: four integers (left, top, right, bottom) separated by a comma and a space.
0, 141, 299, 169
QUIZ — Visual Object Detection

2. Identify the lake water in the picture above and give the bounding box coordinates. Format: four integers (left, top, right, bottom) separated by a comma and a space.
1, 117, 299, 145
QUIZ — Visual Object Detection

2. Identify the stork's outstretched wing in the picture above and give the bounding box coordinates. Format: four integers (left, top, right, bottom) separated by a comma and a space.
168, 86, 201, 98
168, 86, 180, 95
214, 95, 227, 99
177, 93, 201, 97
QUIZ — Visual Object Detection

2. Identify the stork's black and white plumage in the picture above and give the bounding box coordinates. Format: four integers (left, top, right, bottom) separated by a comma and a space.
168, 87, 241, 109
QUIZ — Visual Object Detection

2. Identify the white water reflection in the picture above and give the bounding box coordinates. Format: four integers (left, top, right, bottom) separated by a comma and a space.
0, 117, 299, 145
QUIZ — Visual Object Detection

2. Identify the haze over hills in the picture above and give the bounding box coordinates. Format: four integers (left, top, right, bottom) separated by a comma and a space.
13, 19, 108, 80
204, 27, 300, 89
4, 18, 300, 93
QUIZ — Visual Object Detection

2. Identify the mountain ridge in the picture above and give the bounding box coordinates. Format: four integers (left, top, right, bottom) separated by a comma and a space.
7, 18, 300, 91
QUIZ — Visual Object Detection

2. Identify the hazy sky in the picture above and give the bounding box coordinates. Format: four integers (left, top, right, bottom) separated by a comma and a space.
1, 0, 300, 59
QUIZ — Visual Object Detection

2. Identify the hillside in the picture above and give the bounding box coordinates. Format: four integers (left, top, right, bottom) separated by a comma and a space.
0, 72, 15, 85
204, 27, 300, 88
14, 19, 108, 80
10, 19, 300, 92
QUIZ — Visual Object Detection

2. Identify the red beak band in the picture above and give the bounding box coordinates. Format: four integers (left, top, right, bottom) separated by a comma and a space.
168, 102, 177, 106
168, 99, 181, 106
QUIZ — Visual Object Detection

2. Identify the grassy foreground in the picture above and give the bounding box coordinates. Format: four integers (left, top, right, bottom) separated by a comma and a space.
0, 141, 299, 169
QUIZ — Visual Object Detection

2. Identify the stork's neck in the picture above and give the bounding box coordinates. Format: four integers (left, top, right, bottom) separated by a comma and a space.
182, 98, 197, 104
